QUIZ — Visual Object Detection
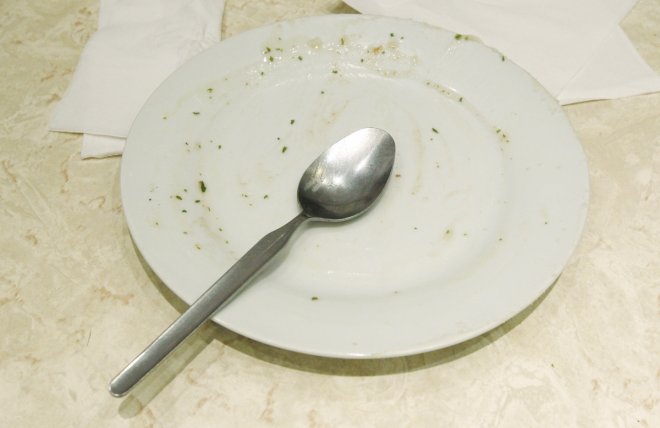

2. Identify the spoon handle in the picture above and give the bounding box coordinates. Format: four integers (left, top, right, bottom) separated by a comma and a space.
109, 212, 309, 397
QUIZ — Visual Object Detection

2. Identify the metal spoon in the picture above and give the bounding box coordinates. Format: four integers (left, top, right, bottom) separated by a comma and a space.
109, 127, 396, 396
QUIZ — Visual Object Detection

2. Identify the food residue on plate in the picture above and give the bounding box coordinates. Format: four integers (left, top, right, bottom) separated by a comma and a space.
495, 128, 510, 143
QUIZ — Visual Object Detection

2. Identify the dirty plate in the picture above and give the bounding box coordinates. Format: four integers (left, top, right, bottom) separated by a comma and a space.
121, 15, 588, 358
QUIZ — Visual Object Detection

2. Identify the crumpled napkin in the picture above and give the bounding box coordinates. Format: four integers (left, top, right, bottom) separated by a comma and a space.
49, 0, 225, 158
344, 0, 660, 105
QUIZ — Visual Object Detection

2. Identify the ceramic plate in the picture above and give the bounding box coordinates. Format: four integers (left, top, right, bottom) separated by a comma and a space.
121, 15, 588, 358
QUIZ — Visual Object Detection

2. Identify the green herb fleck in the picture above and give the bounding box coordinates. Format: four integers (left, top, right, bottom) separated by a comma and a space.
290, 119, 295, 125
263, 194, 269, 199
501, 55, 506, 62
432, 127, 439, 133
194, 199, 200, 203
340, 37, 345, 45
390, 32, 395, 37
182, 209, 187, 213
218, 144, 222, 150
281, 146, 288, 153
268, 56, 274, 62
311, 296, 319, 301
459, 97, 464, 102
162, 115, 167, 120
192, 111, 200, 115
264, 47, 271, 53
297, 55, 303, 61
454, 33, 463, 40
331, 69, 338, 74
207, 88, 213, 93
320, 90, 325, 95
199, 180, 207, 193
175, 195, 182, 200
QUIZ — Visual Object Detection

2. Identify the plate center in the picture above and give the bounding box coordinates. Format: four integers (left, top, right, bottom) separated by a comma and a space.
194, 73, 507, 297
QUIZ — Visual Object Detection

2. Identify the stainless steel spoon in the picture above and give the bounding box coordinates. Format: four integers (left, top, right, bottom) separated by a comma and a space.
109, 127, 396, 396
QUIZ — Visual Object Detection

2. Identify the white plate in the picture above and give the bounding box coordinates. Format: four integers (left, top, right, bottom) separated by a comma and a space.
121, 15, 588, 358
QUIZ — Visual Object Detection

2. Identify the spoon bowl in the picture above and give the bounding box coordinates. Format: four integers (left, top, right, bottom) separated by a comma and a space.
109, 128, 396, 397
299, 127, 395, 220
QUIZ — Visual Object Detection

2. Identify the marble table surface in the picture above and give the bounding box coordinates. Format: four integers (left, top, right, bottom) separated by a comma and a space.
1, 0, 658, 426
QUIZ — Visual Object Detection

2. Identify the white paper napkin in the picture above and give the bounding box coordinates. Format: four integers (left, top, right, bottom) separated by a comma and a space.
49, 0, 225, 158
344, 0, 660, 105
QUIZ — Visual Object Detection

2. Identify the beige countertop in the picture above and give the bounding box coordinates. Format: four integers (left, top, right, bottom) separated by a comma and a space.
1, 0, 658, 426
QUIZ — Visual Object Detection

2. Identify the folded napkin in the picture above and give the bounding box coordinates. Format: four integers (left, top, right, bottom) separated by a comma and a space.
49, 0, 225, 158
344, 0, 660, 105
